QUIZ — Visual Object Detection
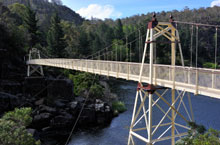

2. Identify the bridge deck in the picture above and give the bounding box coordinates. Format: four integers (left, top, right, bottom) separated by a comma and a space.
27, 59, 220, 99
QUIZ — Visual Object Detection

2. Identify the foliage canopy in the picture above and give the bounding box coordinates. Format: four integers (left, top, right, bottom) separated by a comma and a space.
0, 108, 40, 145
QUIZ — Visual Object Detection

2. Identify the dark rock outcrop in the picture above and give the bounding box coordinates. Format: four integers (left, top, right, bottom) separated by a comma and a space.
1, 76, 114, 145
24, 77, 47, 98
30, 96, 113, 144
0, 92, 20, 115
24, 77, 74, 103
0, 80, 22, 95
47, 79, 74, 101
33, 113, 52, 129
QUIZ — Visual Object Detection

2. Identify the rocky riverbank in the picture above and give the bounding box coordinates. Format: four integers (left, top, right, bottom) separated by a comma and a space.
31, 97, 113, 145
0, 77, 115, 145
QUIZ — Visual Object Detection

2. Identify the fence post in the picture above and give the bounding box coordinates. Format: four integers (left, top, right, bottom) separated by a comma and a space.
86, 60, 88, 72
188, 68, 191, 84
212, 70, 215, 88
195, 69, 199, 95
127, 63, 130, 80
117, 62, 119, 78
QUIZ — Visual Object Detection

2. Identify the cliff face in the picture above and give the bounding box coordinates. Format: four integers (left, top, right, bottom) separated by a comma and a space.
0, 0, 84, 27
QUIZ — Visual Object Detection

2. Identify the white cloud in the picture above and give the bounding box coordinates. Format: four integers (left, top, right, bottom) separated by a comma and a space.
211, 0, 220, 7
76, 4, 122, 20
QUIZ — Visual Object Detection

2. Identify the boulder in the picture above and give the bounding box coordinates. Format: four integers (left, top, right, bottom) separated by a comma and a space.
69, 101, 78, 110
50, 113, 73, 128
38, 105, 56, 114
47, 79, 74, 102
75, 96, 85, 103
0, 80, 22, 95
78, 108, 96, 126
0, 92, 20, 115
95, 103, 104, 111
95, 99, 105, 111
35, 98, 45, 106
99, 81, 111, 98
24, 77, 47, 98
27, 128, 37, 136
33, 113, 52, 129
54, 99, 68, 108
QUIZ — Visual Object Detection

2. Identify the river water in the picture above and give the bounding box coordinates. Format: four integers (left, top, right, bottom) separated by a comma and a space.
69, 81, 220, 145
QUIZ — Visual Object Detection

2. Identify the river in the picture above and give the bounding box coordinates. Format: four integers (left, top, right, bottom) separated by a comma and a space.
69, 80, 220, 145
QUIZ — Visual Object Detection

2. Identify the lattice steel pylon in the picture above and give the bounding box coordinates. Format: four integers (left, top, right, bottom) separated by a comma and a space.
127, 14, 194, 145
27, 48, 44, 77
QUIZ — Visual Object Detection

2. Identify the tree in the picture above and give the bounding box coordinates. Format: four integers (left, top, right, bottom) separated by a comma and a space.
8, 3, 27, 22
114, 19, 124, 40
0, 3, 27, 55
176, 122, 220, 145
112, 39, 128, 61
23, 6, 40, 47
0, 108, 40, 145
61, 21, 80, 58
47, 13, 66, 57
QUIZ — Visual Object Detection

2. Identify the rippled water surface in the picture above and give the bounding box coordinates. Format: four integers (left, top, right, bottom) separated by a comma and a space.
69, 81, 220, 145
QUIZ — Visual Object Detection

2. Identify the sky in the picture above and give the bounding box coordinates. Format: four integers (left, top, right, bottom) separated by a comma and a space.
61, 0, 220, 20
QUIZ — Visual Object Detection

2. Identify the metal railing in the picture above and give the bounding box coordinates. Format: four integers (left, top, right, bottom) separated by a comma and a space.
27, 59, 220, 98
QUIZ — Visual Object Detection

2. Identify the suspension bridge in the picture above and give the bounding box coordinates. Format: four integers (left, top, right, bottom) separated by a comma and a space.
27, 14, 220, 145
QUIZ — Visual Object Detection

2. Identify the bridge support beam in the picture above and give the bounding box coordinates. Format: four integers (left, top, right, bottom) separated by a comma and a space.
128, 14, 194, 145
171, 26, 176, 145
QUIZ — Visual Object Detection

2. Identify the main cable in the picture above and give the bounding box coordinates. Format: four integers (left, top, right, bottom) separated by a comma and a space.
64, 74, 97, 145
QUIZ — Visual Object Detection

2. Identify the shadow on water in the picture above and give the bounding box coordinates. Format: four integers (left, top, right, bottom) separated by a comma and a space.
69, 81, 220, 145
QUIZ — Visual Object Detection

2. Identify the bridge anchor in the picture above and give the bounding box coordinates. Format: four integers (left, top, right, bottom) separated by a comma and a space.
27, 48, 44, 77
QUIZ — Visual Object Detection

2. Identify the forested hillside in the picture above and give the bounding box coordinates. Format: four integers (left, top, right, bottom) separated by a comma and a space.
1, 3, 220, 78
103, 6, 220, 66
0, 0, 84, 28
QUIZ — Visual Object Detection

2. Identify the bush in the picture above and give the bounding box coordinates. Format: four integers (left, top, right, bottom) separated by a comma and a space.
193, 128, 220, 145
90, 83, 103, 98
68, 72, 104, 98
176, 122, 220, 145
112, 101, 127, 114
0, 108, 40, 145
203, 62, 218, 69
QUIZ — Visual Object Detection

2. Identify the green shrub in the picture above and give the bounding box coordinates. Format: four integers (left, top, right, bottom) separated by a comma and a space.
203, 62, 218, 69
0, 108, 40, 145
68, 72, 104, 98
176, 122, 220, 145
63, 69, 71, 76
90, 83, 103, 98
2, 107, 33, 126
112, 101, 127, 113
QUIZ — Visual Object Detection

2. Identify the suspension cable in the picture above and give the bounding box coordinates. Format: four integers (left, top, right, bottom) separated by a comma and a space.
65, 74, 97, 145
120, 45, 122, 61
116, 43, 118, 61
126, 36, 128, 62
174, 21, 220, 28
190, 25, 194, 67
130, 42, 132, 62
111, 51, 113, 61
196, 25, 199, 68
139, 29, 141, 62
88, 31, 146, 62
106, 47, 108, 61
215, 27, 218, 69
85, 24, 146, 59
